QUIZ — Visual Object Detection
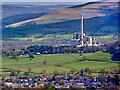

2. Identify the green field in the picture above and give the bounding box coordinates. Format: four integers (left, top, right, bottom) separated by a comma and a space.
8, 34, 117, 45
1, 51, 119, 76
12, 34, 73, 41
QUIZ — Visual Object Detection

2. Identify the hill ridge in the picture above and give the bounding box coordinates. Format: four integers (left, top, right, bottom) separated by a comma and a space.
5, 2, 118, 28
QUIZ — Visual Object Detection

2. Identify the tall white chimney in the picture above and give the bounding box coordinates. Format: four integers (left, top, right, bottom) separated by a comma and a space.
81, 15, 84, 46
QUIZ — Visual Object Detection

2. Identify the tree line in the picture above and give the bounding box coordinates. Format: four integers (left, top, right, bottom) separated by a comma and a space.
2, 40, 120, 61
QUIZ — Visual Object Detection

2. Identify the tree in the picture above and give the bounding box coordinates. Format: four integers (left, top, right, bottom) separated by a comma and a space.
43, 59, 47, 65
53, 70, 59, 76
23, 72, 29, 76
41, 70, 46, 74
15, 56, 19, 61
70, 68, 77, 74
28, 68, 32, 73
6, 51, 11, 56
29, 53, 34, 59
19, 50, 25, 55
84, 68, 90, 75
11, 52, 17, 59
29, 58, 32, 61
16, 70, 21, 75
88, 69, 92, 76
24, 49, 30, 54
79, 53, 82, 56
83, 55, 87, 60
9, 69, 18, 76
112, 51, 120, 61
99, 68, 106, 76
80, 69, 84, 75
1, 75, 6, 86
12, 48, 16, 51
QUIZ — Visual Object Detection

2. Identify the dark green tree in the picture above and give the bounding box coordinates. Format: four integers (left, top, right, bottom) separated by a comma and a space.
29, 53, 34, 59
43, 59, 47, 65
9, 69, 18, 76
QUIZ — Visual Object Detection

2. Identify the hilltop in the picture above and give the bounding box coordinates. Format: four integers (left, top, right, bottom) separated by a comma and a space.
5, 2, 118, 28
2, 4, 71, 18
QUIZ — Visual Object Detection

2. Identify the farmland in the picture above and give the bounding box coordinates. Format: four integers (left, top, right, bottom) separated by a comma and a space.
2, 51, 119, 76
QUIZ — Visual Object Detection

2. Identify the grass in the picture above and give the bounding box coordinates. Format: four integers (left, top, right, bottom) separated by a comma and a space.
12, 34, 73, 41
10, 34, 117, 46
94, 34, 118, 43
81, 51, 112, 62
2, 51, 119, 76
64, 61, 117, 70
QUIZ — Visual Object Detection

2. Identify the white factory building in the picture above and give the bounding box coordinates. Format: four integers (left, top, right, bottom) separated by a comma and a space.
70, 15, 101, 47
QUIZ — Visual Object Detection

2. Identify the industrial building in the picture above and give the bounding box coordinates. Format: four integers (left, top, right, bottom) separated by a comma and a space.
70, 15, 100, 47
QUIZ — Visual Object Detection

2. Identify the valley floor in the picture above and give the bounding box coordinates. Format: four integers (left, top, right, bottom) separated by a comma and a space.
1, 52, 119, 76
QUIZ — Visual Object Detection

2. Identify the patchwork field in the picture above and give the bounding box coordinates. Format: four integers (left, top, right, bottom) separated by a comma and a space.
11, 34, 73, 41
9, 34, 117, 46
1, 51, 119, 76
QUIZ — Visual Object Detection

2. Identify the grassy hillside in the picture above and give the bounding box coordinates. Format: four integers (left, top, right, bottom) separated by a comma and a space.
2, 13, 118, 40
2, 13, 46, 27
2, 4, 71, 19
5, 2, 118, 28
12, 34, 73, 41
81, 51, 112, 62
2, 52, 119, 76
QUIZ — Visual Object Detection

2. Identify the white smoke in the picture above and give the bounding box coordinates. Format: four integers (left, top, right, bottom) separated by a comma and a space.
81, 11, 94, 17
